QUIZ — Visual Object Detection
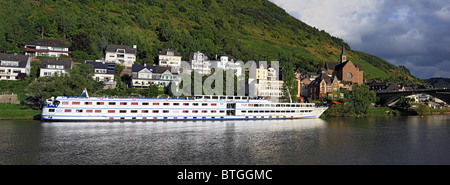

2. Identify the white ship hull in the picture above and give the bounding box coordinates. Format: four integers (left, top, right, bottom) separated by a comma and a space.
41, 96, 328, 121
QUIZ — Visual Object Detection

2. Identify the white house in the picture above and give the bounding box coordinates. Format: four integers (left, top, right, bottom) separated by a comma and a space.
212, 54, 243, 76
86, 61, 117, 89
189, 51, 212, 76
104, 44, 137, 69
39, 58, 72, 77
0, 53, 31, 81
131, 64, 180, 88
158, 49, 182, 69
24, 39, 70, 58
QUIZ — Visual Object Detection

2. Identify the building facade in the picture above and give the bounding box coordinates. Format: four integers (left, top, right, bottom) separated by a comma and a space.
86, 61, 117, 89
189, 51, 212, 76
0, 53, 31, 81
308, 74, 340, 100
39, 58, 72, 77
24, 39, 70, 58
131, 64, 180, 88
324, 45, 364, 85
158, 49, 182, 69
104, 44, 137, 69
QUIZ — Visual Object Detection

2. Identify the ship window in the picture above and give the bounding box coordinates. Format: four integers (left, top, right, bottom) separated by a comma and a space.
120, 102, 127, 105
86, 110, 93, 113
142, 110, 149, 113
131, 102, 138, 105
85, 102, 92, 105
76, 109, 83, 113
49, 109, 55, 112
211, 110, 216, 113
132, 117, 136, 119
183, 110, 189, 113
211, 103, 217, 106
163, 103, 169, 106
163, 110, 169, 113
153, 110, 159, 113
220, 110, 225, 113
131, 110, 138, 113
192, 110, 198, 113
142, 102, 149, 105
242, 110, 246, 113
248, 104, 253, 107
265, 110, 269, 113
95, 110, 101, 113
72, 102, 80, 105
62, 102, 69, 105
193, 103, 198, 106
183, 103, 189, 106
248, 110, 253, 113
202, 110, 207, 113
296, 104, 300, 107
65, 109, 71, 112
202, 103, 207, 106
109, 102, 116, 105
173, 103, 179, 106
97, 102, 104, 105
108, 110, 115, 113
153, 103, 159, 105
120, 110, 126, 113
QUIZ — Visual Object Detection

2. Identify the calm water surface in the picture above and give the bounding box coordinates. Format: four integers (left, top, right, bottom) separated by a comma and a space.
0, 116, 448, 165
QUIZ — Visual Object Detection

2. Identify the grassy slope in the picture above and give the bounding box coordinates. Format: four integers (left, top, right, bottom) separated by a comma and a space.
0, 0, 422, 85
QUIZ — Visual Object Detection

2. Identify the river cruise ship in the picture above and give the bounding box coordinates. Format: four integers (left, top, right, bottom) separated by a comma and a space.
41, 95, 328, 121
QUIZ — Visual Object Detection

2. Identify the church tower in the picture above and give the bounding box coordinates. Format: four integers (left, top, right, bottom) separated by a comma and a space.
340, 44, 347, 63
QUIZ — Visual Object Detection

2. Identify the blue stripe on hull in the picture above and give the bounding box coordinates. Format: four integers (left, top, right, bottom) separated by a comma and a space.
41, 116, 318, 122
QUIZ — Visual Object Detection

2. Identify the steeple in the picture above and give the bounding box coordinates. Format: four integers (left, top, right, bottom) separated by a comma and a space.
340, 44, 347, 63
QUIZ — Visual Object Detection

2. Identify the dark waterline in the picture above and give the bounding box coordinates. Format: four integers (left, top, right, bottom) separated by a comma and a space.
0, 116, 448, 165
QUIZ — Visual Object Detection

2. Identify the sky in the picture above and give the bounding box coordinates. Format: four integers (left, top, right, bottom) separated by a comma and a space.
269, 0, 450, 79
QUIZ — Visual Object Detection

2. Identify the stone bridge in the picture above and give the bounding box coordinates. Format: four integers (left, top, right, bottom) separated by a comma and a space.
375, 88, 450, 106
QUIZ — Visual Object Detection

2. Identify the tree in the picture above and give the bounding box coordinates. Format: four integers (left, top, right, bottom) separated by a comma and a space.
282, 61, 298, 102
344, 84, 376, 115
26, 64, 103, 104
416, 104, 430, 116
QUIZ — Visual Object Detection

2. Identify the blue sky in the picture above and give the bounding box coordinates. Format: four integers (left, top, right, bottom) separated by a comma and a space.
270, 0, 450, 79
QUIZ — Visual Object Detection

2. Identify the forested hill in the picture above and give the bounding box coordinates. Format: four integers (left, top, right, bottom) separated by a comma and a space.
0, 0, 422, 84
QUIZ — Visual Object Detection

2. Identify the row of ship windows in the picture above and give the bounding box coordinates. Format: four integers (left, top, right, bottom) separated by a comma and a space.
50, 109, 312, 114
106, 116, 294, 120
61, 101, 314, 108
62, 102, 217, 106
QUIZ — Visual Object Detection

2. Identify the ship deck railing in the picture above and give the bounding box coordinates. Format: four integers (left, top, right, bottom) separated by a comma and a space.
55, 95, 321, 105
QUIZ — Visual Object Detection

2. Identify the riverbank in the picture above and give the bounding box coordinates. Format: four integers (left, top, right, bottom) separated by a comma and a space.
321, 106, 450, 118
0, 104, 41, 120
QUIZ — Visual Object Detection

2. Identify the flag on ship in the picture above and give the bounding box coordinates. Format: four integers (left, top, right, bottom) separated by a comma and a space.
81, 88, 89, 98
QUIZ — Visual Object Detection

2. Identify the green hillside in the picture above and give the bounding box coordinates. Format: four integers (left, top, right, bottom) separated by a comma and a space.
0, 0, 422, 84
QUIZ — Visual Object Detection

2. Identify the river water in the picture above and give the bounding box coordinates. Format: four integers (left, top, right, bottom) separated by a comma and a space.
0, 116, 448, 165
